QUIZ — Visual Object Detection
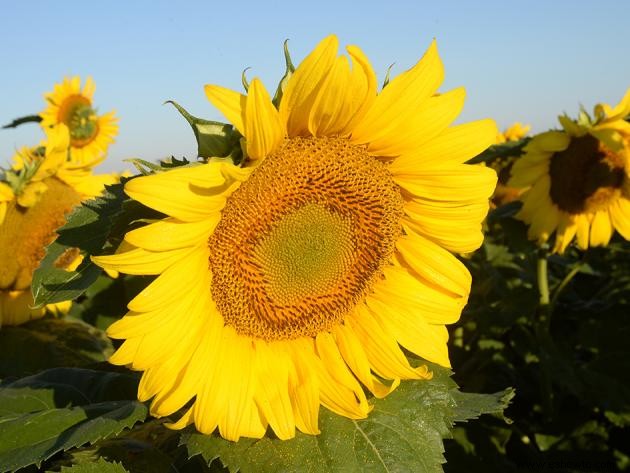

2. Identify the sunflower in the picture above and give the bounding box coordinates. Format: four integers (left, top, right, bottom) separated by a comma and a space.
40, 76, 118, 166
0, 125, 116, 327
496, 122, 531, 144
509, 90, 630, 253
93, 35, 497, 441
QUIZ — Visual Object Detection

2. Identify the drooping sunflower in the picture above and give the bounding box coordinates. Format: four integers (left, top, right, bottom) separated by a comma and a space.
491, 121, 532, 207
509, 90, 630, 253
93, 35, 498, 441
0, 125, 116, 327
40, 76, 118, 166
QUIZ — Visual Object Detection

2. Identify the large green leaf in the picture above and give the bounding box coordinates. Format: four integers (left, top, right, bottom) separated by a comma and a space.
182, 365, 512, 472
31, 183, 127, 307
0, 368, 146, 472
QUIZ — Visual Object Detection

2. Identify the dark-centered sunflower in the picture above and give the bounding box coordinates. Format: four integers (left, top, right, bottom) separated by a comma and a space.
509, 90, 630, 252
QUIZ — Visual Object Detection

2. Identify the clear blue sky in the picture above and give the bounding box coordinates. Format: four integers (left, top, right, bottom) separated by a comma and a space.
1, 0, 629, 172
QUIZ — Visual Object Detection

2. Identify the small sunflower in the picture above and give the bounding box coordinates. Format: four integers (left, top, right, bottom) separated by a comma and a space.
93, 35, 497, 441
40, 76, 118, 166
509, 90, 630, 253
0, 125, 116, 327
496, 122, 531, 144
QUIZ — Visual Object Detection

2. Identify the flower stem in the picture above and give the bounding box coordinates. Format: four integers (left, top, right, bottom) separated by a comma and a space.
537, 250, 550, 307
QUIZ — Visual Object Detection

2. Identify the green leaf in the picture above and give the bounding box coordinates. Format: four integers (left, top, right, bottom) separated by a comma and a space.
32, 183, 127, 307
32, 182, 163, 308
182, 365, 511, 473
166, 101, 241, 161
2, 114, 42, 129
0, 318, 113, 377
451, 388, 514, 423
0, 368, 146, 472
55, 457, 129, 472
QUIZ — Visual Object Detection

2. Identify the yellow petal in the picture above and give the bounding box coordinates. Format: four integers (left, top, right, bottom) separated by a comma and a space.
529, 130, 571, 152
527, 201, 559, 243
314, 331, 370, 419
396, 228, 472, 297
394, 163, 497, 203
216, 328, 260, 441
403, 197, 490, 253
282, 338, 321, 435
390, 119, 498, 172
333, 322, 399, 398
348, 304, 431, 380
0, 290, 45, 326
124, 162, 236, 222
610, 197, 630, 240
575, 213, 591, 249
151, 304, 223, 416
253, 340, 296, 440
516, 175, 551, 222
367, 297, 451, 367
203, 85, 246, 135
590, 210, 613, 247
308, 45, 377, 137
351, 40, 444, 145
92, 245, 194, 275
279, 35, 339, 136
376, 265, 465, 325
245, 78, 285, 160
553, 213, 578, 254
126, 246, 210, 312
125, 217, 217, 252
363, 87, 467, 157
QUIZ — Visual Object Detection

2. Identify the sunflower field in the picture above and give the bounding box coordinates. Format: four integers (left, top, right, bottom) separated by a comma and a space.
0, 36, 629, 473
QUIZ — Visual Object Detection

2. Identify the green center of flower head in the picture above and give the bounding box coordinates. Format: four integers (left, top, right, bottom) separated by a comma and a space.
208, 136, 404, 341
549, 135, 626, 214
252, 204, 354, 304
68, 104, 98, 143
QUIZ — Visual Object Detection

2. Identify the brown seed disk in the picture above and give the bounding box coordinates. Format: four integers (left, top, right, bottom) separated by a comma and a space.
0, 177, 81, 290
549, 135, 626, 214
208, 136, 404, 341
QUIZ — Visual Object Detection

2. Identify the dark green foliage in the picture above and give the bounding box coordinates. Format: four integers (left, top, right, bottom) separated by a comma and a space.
445, 203, 630, 472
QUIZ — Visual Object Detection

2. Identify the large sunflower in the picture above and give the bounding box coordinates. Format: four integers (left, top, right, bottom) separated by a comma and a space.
40, 76, 118, 166
0, 125, 116, 327
509, 90, 630, 253
93, 35, 497, 441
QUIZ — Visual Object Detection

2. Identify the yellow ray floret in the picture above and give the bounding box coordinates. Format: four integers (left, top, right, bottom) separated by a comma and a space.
93, 35, 497, 441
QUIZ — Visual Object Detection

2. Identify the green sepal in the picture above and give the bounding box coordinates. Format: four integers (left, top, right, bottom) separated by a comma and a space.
382, 63, 395, 89
166, 100, 242, 161
2, 113, 42, 129
242, 67, 251, 92
272, 39, 295, 108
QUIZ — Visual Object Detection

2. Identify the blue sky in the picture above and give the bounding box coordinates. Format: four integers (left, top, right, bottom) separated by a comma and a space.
1, 0, 629, 172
